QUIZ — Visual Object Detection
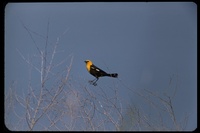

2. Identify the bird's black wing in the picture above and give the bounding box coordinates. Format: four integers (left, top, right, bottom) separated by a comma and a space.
90, 64, 108, 78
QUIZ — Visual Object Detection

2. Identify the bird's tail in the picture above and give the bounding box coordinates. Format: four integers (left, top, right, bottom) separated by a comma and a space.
107, 73, 118, 78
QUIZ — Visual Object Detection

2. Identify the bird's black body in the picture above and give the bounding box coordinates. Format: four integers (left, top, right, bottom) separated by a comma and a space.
84, 60, 118, 86
90, 64, 110, 77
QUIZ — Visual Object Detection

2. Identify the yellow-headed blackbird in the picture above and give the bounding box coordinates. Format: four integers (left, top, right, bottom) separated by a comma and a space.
84, 60, 118, 86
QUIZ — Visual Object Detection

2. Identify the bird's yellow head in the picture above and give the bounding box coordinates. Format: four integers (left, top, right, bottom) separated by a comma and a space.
84, 60, 93, 64
84, 60, 93, 71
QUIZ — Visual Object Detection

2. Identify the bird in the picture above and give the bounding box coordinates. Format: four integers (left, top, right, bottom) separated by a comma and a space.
84, 60, 118, 86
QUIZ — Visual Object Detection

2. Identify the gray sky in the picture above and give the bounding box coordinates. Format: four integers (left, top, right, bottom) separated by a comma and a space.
5, 2, 197, 131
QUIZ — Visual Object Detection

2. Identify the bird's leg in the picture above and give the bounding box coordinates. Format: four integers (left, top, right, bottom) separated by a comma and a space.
89, 78, 96, 84
92, 78, 99, 86
89, 78, 98, 86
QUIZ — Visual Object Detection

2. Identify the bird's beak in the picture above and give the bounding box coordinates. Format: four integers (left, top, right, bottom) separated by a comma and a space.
84, 61, 87, 63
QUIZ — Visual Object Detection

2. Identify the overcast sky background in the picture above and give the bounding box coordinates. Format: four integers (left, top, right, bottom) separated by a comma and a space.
5, 2, 197, 131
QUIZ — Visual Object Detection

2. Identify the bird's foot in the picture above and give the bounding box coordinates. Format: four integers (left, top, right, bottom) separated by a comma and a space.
92, 82, 97, 86
88, 80, 97, 86
88, 80, 93, 84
